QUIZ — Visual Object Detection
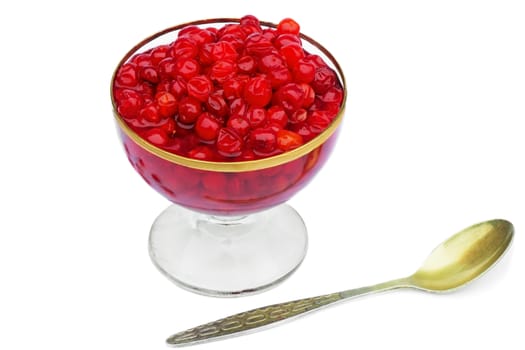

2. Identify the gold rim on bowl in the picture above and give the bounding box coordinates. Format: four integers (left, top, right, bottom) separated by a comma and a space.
111, 18, 347, 172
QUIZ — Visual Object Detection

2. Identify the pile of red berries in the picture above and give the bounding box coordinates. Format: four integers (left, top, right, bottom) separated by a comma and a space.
113, 15, 343, 161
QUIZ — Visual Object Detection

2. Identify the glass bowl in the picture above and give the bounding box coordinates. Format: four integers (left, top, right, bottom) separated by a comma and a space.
111, 18, 347, 297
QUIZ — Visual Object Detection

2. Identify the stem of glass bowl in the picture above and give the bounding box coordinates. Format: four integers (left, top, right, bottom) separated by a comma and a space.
148, 204, 308, 296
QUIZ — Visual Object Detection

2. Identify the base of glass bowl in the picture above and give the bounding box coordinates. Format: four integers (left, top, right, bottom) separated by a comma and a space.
148, 203, 308, 297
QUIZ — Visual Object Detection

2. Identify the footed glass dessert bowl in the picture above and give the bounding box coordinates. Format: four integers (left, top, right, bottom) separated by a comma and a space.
111, 16, 347, 296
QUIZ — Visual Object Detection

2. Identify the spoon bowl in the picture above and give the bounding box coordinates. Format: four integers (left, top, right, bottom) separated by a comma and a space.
167, 219, 514, 347
410, 219, 513, 292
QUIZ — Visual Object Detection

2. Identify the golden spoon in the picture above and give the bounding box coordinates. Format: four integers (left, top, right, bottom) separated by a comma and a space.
167, 219, 513, 347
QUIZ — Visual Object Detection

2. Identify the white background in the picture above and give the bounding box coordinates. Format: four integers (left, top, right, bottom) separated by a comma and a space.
1, 1, 524, 349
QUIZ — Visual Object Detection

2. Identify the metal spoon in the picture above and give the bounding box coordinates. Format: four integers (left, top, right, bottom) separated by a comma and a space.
167, 219, 514, 347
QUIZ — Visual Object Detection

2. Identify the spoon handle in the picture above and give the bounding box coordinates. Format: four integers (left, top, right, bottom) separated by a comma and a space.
166, 278, 408, 347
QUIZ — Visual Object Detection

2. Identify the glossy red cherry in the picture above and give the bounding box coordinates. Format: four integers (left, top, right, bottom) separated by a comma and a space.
205, 93, 229, 119
280, 44, 305, 67
275, 83, 304, 112
250, 128, 277, 155
171, 38, 198, 59
187, 75, 213, 102
258, 53, 286, 73
307, 110, 331, 134
222, 76, 247, 100
139, 66, 159, 84
138, 102, 161, 125
312, 66, 337, 94
143, 128, 169, 146
276, 130, 303, 151
155, 91, 178, 118
274, 33, 302, 49
237, 55, 256, 74
289, 108, 308, 124
227, 116, 250, 137
216, 128, 243, 157
277, 18, 300, 35
292, 59, 315, 83
246, 107, 267, 129
116, 89, 143, 119
150, 45, 170, 65
175, 58, 200, 80
178, 96, 202, 124
188, 145, 215, 160
244, 76, 272, 107
116, 63, 138, 87
195, 112, 220, 141
245, 33, 274, 56
209, 59, 237, 83
267, 105, 288, 128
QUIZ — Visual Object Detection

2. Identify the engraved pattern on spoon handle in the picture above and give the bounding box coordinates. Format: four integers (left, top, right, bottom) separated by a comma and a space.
167, 292, 343, 346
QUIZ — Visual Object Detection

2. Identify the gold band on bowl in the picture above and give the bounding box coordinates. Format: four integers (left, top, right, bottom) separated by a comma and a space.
111, 18, 347, 172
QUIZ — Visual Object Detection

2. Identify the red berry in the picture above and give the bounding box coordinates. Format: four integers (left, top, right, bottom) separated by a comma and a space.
160, 117, 176, 136
209, 59, 237, 83
312, 66, 336, 94
289, 108, 308, 124
181, 27, 216, 45
175, 58, 200, 80
275, 83, 305, 112
280, 44, 305, 67
220, 34, 245, 52
291, 122, 315, 142
116, 89, 143, 119
155, 91, 178, 118
267, 105, 288, 128
150, 45, 170, 65
210, 41, 238, 62
299, 83, 315, 108
267, 67, 292, 88
276, 130, 303, 151
217, 24, 245, 40
277, 18, 300, 35
237, 55, 256, 74
171, 38, 198, 59
222, 76, 247, 100
244, 76, 272, 107
302, 54, 326, 69
307, 110, 331, 134
131, 53, 154, 67
205, 93, 229, 119
139, 66, 159, 84
320, 86, 344, 105
158, 57, 179, 79
229, 97, 248, 118
292, 59, 315, 83
143, 128, 169, 146
187, 75, 213, 102
169, 76, 187, 98
188, 145, 215, 160
250, 128, 277, 155
274, 33, 302, 49
240, 14, 260, 27
116, 63, 138, 87
178, 96, 202, 124
246, 107, 267, 129
227, 116, 251, 137
258, 53, 286, 73
216, 128, 243, 157
138, 102, 161, 125
245, 33, 275, 56
195, 112, 220, 141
